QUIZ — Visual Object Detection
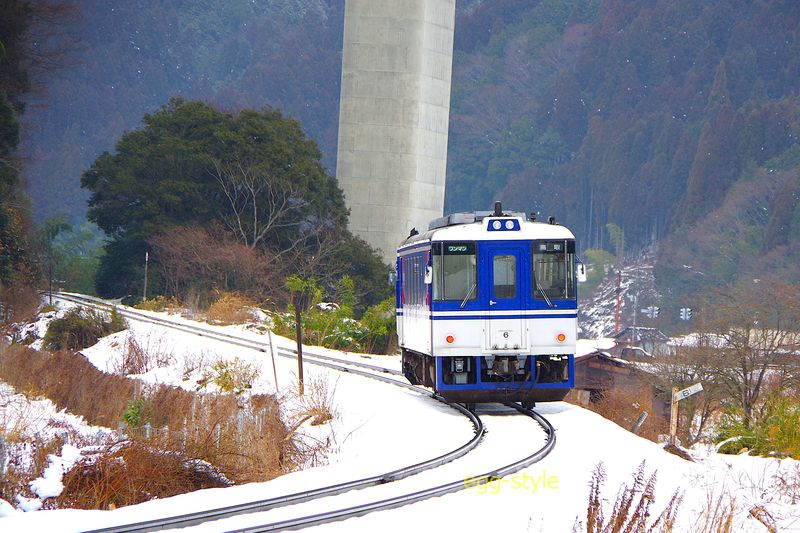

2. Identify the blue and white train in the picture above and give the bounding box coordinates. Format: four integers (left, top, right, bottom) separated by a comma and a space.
396, 202, 584, 408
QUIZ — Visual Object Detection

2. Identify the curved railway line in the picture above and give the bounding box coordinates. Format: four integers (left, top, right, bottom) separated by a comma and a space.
53, 292, 556, 532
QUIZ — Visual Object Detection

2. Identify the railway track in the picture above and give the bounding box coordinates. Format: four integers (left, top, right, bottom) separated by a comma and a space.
53, 292, 555, 532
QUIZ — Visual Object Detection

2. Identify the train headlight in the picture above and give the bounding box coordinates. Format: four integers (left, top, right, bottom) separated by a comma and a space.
446, 335, 455, 344
556, 333, 567, 343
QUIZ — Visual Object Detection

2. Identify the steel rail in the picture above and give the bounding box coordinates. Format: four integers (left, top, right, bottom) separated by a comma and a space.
51, 293, 486, 533
54, 292, 402, 377
232, 403, 555, 532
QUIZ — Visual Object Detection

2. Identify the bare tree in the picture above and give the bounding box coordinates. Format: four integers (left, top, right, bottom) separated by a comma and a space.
149, 225, 285, 306
209, 157, 306, 249
701, 281, 800, 428
650, 333, 729, 445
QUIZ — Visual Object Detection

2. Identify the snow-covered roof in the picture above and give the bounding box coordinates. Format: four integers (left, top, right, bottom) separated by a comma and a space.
575, 337, 616, 358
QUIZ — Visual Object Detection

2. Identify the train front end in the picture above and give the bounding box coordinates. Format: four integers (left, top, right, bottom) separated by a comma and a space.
396, 207, 580, 407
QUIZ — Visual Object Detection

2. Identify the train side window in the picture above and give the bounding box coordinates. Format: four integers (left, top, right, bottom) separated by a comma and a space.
493, 254, 517, 299
432, 242, 477, 302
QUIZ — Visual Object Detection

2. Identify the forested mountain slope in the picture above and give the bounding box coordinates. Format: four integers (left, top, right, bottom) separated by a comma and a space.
20, 0, 800, 302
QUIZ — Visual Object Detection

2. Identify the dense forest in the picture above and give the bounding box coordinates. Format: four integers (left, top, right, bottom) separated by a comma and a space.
0, 0, 73, 318
16, 0, 800, 309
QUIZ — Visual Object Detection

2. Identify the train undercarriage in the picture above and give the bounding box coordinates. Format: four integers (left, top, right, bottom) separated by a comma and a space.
401, 348, 572, 408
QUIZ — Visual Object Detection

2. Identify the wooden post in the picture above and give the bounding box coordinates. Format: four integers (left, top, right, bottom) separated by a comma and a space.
669, 387, 679, 445
295, 305, 304, 396
267, 329, 279, 393
631, 411, 648, 435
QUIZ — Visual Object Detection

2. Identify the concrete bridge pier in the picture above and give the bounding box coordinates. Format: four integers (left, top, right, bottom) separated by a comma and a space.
336, 0, 456, 264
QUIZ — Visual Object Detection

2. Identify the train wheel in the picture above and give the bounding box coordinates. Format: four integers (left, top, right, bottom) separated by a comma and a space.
425, 359, 436, 388
464, 403, 476, 412
403, 365, 419, 385
522, 400, 535, 410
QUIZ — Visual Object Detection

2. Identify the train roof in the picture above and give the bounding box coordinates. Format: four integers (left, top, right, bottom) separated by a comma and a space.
398, 210, 575, 251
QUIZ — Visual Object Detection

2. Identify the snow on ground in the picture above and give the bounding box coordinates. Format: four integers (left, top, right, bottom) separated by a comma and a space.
1, 298, 799, 531
0, 381, 114, 514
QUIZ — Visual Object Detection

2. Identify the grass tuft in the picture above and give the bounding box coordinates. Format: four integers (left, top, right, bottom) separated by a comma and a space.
575, 461, 682, 533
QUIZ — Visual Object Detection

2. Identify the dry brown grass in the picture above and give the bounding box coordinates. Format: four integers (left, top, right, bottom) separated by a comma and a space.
0, 343, 135, 427
206, 292, 256, 325
694, 489, 736, 533
281, 375, 339, 469
574, 462, 682, 533
0, 342, 303, 498
570, 387, 668, 443
56, 439, 228, 510
298, 376, 337, 427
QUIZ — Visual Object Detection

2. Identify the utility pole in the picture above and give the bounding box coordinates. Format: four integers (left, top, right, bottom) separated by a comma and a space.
143, 251, 149, 301
48, 260, 53, 306
614, 270, 622, 336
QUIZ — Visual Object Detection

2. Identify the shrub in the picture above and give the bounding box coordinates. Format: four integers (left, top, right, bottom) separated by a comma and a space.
122, 397, 151, 428
0, 284, 40, 328
360, 297, 396, 354
570, 386, 667, 444
200, 358, 259, 395
43, 307, 127, 351
715, 391, 800, 458
274, 277, 396, 354
40, 303, 59, 313
206, 292, 256, 325
134, 295, 180, 312
273, 307, 367, 352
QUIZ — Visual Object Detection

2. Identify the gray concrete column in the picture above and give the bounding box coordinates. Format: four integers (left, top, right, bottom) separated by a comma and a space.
336, 0, 456, 264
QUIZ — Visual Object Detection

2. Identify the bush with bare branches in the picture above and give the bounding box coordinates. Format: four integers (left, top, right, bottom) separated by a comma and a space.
206, 292, 257, 325
149, 225, 284, 307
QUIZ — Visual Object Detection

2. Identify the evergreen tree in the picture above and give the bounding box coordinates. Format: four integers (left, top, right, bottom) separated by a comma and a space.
82, 98, 388, 305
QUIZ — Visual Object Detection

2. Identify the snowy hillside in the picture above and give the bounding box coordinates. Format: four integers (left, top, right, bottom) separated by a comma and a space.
580, 254, 662, 338
1, 298, 798, 531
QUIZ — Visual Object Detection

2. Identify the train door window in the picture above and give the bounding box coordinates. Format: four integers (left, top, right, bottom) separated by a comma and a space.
493, 254, 516, 299
532, 240, 576, 300
432, 242, 477, 302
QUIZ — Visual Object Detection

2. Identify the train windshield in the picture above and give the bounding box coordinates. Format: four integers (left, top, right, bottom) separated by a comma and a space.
432, 242, 477, 301
532, 240, 576, 300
